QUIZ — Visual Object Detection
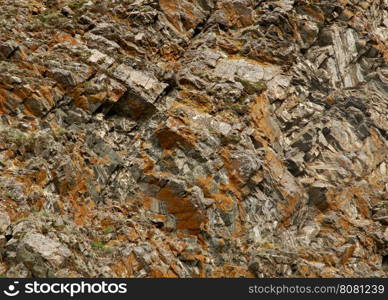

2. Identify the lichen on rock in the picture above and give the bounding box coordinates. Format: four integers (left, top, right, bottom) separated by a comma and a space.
0, 0, 387, 278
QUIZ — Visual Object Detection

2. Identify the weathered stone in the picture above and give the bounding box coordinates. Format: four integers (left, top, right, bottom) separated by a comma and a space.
112, 64, 168, 103
85, 32, 121, 53
87, 49, 115, 69
49, 68, 78, 87
0, 0, 386, 279
0, 212, 10, 234
214, 58, 281, 83
16, 233, 71, 277
0, 41, 19, 59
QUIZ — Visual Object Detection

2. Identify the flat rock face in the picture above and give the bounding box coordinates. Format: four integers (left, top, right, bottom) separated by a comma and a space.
0, 212, 10, 234
213, 58, 281, 82
16, 233, 71, 277
112, 64, 168, 103
0, 0, 387, 278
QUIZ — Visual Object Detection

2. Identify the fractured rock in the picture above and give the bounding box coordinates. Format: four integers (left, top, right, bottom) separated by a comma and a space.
16, 233, 71, 277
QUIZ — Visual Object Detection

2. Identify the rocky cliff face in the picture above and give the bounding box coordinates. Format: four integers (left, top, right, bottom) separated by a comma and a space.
0, 0, 387, 278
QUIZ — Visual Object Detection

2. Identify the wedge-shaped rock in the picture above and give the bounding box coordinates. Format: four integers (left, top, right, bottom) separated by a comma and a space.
214, 58, 281, 82
109, 64, 168, 119
112, 64, 168, 103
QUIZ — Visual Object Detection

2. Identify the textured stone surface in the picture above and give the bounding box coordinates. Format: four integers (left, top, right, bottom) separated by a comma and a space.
16, 233, 71, 277
0, 0, 387, 278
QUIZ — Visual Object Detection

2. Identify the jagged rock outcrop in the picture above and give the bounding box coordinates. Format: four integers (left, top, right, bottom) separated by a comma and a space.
0, 0, 387, 277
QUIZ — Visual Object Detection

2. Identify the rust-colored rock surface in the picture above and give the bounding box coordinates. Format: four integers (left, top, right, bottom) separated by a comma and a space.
0, 0, 387, 278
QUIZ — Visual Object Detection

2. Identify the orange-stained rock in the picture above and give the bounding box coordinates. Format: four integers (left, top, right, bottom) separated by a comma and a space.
0, 0, 386, 279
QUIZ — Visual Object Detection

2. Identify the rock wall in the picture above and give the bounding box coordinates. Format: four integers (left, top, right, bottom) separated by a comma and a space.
0, 0, 387, 277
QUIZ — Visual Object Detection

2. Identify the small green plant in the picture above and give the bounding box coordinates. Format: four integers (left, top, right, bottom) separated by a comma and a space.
6, 132, 27, 143
235, 77, 267, 95
91, 241, 104, 250
138, 5, 154, 12
38, 11, 58, 24
52, 127, 67, 140
2, 128, 34, 147
31, 205, 40, 213
102, 226, 114, 234
68, 0, 88, 11
230, 103, 249, 115
102, 246, 113, 254
35, 9, 68, 28
91, 241, 113, 253
4, 191, 18, 201
42, 210, 51, 217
